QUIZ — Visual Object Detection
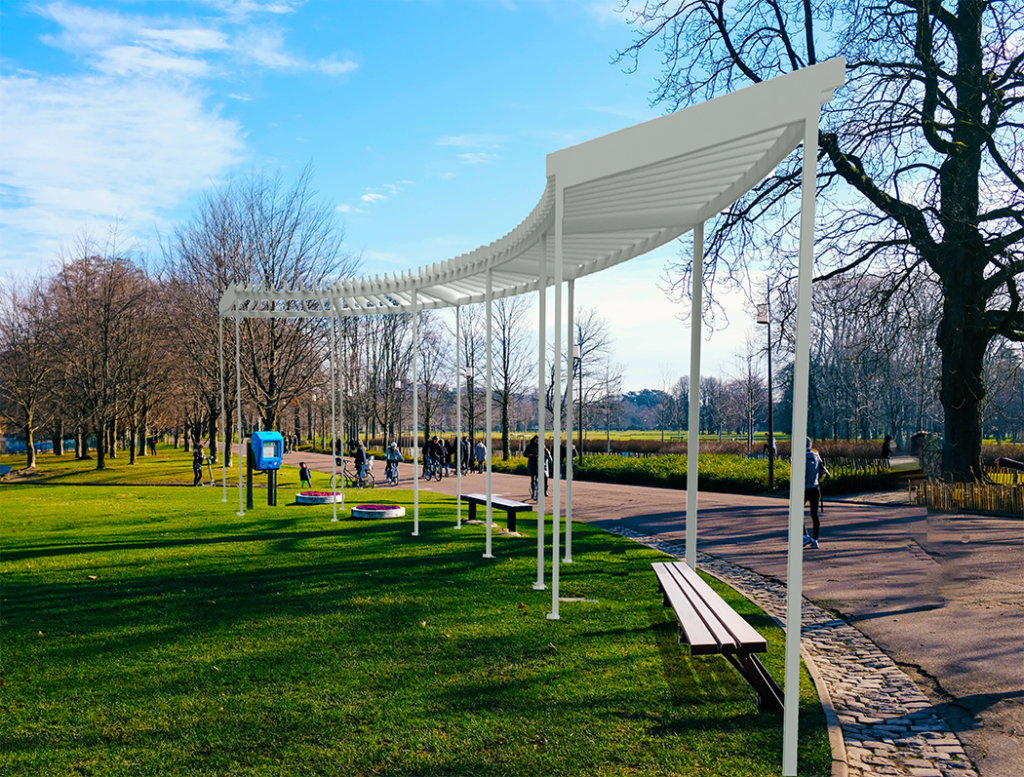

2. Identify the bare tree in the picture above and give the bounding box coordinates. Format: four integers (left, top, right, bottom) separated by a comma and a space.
416, 312, 451, 444
457, 305, 485, 442
492, 296, 534, 459
50, 234, 149, 470
0, 276, 56, 469
619, 0, 1024, 480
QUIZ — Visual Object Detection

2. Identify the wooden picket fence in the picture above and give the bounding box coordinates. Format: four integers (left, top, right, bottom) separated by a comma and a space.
909, 478, 1024, 516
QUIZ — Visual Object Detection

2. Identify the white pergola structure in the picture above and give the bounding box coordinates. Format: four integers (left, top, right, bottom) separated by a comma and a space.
219, 58, 844, 775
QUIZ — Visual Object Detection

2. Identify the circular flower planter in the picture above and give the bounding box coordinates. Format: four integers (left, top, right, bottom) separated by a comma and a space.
351, 504, 406, 519
296, 491, 343, 505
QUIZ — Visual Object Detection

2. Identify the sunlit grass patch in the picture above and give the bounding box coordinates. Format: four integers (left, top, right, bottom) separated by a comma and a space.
1, 484, 831, 776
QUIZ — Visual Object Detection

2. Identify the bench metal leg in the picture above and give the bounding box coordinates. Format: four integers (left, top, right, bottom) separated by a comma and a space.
724, 652, 784, 713
468, 502, 477, 522
507, 510, 516, 532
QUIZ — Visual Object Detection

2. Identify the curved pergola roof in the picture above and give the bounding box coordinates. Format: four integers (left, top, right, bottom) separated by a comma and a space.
219, 58, 845, 318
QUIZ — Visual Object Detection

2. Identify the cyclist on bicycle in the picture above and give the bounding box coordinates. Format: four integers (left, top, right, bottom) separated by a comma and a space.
385, 442, 403, 482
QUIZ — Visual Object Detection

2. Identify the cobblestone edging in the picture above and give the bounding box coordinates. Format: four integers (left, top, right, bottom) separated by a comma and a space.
607, 527, 978, 777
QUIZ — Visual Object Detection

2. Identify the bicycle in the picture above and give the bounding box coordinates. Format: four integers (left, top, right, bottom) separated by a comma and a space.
384, 458, 399, 486
423, 456, 443, 482
329, 457, 376, 489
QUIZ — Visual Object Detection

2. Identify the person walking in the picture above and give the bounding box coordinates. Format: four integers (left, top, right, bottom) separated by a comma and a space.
474, 439, 487, 474
353, 440, 368, 482
525, 436, 540, 499
299, 461, 313, 489
881, 434, 895, 461
192, 448, 204, 487
803, 438, 831, 549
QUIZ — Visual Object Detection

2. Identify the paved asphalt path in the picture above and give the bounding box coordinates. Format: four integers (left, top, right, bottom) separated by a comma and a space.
289, 452, 1023, 777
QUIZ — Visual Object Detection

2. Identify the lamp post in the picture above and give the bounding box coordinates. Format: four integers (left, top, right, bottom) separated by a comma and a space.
395, 379, 403, 449
756, 282, 775, 490
572, 345, 582, 464
465, 366, 474, 445
312, 393, 319, 451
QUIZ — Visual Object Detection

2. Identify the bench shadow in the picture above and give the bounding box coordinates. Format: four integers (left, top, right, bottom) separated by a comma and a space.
647, 606, 749, 709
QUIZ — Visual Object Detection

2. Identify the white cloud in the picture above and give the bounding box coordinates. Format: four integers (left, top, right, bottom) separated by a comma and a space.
203, 0, 301, 18
436, 134, 505, 148
315, 56, 358, 76
1, 0, 357, 274
361, 193, 388, 203
35, 1, 355, 78
95, 45, 211, 77
458, 152, 499, 164
237, 27, 301, 68
0, 72, 245, 273
140, 27, 232, 52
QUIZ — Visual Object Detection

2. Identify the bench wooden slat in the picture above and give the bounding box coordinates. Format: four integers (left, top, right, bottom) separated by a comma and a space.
461, 493, 531, 511
460, 493, 532, 532
652, 563, 721, 654
663, 562, 767, 654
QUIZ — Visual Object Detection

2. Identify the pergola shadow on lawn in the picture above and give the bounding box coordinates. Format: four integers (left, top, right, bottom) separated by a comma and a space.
1, 481, 833, 777
219, 58, 846, 775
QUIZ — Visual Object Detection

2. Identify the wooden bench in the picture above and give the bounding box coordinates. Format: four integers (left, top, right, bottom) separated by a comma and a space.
653, 561, 784, 712
461, 493, 532, 532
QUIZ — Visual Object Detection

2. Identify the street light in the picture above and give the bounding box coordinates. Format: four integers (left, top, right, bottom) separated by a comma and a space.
572, 345, 582, 464
464, 366, 474, 445
756, 283, 775, 490
395, 380, 403, 449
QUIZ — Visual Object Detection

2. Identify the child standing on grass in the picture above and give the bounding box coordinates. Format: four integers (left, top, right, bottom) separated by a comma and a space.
299, 462, 312, 489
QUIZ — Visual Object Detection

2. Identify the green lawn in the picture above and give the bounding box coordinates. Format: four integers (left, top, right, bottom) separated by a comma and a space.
1, 474, 831, 776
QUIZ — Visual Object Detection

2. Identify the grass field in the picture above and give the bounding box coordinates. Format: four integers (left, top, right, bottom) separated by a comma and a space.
1, 458, 831, 777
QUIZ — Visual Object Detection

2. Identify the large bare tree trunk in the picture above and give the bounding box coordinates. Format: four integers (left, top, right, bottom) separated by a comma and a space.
937, 275, 990, 482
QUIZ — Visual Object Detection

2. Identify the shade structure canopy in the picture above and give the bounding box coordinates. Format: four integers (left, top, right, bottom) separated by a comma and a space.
218, 59, 846, 777
218, 59, 845, 319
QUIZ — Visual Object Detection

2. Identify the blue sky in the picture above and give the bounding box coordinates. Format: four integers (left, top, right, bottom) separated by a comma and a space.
1, 0, 756, 390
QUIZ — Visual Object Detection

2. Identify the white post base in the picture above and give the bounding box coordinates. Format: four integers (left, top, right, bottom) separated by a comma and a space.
483, 553, 495, 559
236, 511, 245, 517
546, 613, 560, 620
533, 582, 547, 590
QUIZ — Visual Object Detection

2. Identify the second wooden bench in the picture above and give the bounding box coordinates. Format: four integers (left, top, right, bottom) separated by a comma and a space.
460, 493, 532, 532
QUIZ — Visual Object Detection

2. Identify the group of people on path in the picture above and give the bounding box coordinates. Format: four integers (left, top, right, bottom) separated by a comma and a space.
291, 434, 834, 552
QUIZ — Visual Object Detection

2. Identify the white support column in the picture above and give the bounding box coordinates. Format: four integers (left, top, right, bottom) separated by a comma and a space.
412, 289, 420, 537
234, 313, 244, 517
455, 305, 463, 529
534, 236, 547, 591
337, 313, 345, 510
329, 313, 338, 522
548, 184, 564, 621
782, 111, 821, 777
484, 268, 495, 559
686, 223, 704, 570
564, 278, 574, 563
219, 315, 227, 503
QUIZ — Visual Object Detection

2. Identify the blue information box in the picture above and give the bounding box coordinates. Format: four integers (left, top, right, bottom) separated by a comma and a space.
251, 431, 284, 470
